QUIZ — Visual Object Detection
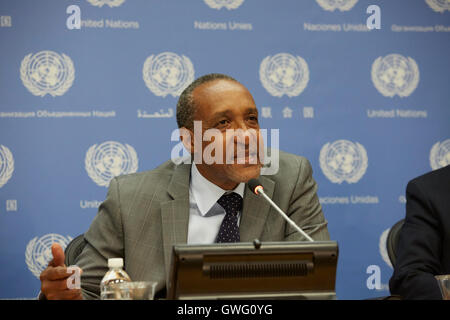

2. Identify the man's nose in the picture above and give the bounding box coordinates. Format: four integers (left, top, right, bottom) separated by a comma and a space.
232, 118, 249, 131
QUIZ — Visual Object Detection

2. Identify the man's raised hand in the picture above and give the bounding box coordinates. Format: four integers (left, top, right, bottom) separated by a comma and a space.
39, 243, 83, 300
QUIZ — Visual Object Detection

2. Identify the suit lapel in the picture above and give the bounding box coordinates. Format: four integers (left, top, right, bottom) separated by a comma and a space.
240, 176, 275, 242
160, 163, 191, 277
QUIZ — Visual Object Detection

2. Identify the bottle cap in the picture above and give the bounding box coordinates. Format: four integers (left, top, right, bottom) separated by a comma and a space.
108, 258, 123, 268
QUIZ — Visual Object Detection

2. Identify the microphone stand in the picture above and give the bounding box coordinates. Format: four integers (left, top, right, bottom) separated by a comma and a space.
256, 187, 314, 242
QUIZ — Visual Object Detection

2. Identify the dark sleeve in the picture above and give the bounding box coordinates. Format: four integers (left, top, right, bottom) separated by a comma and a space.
285, 157, 330, 241
389, 179, 443, 299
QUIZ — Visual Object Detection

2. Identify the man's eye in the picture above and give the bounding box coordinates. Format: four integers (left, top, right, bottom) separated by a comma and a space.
218, 119, 229, 125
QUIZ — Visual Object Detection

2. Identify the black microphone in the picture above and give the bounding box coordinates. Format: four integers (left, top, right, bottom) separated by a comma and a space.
247, 179, 314, 242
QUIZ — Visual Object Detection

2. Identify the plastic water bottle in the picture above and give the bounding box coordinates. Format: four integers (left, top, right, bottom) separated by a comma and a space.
100, 258, 132, 300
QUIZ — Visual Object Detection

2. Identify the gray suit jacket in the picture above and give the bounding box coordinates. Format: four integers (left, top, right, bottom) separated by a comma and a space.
76, 151, 330, 299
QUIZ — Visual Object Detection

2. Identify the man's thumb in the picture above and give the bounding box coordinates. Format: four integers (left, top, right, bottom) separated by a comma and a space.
50, 243, 65, 267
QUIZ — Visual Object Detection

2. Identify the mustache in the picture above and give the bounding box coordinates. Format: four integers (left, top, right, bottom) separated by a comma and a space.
226, 143, 260, 163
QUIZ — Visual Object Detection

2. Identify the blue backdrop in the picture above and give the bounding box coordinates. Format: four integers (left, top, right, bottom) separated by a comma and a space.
0, 0, 449, 299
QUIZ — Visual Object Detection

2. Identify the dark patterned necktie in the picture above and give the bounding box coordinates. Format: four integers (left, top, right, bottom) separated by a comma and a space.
215, 192, 243, 243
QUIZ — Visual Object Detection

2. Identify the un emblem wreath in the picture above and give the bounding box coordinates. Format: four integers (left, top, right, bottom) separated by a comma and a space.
20, 50, 75, 97
260, 53, 309, 97
425, 0, 450, 13
379, 228, 393, 269
143, 52, 195, 97
315, 0, 359, 12
320, 140, 368, 184
0, 145, 14, 188
25, 234, 73, 278
430, 139, 450, 170
371, 54, 419, 98
204, 0, 245, 10
85, 141, 138, 187
87, 0, 126, 8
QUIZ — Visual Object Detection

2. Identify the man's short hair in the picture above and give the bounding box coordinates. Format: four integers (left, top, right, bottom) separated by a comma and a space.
176, 73, 239, 129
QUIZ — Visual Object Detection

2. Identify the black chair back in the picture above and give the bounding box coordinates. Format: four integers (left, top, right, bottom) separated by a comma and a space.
64, 234, 87, 266
386, 219, 405, 267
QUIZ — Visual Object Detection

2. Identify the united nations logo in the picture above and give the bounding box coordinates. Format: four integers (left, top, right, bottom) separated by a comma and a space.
259, 53, 309, 97
425, 0, 450, 12
143, 52, 195, 97
204, 0, 244, 10
85, 141, 138, 187
86, 0, 125, 7
379, 228, 393, 269
315, 0, 359, 11
430, 139, 450, 170
0, 145, 14, 188
319, 140, 368, 184
371, 54, 420, 98
20, 51, 75, 97
25, 234, 73, 278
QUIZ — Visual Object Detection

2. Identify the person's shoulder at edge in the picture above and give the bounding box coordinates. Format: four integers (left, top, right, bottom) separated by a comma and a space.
407, 164, 450, 189
405, 165, 450, 206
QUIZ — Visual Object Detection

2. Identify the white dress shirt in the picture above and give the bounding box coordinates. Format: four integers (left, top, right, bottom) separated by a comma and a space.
187, 163, 245, 244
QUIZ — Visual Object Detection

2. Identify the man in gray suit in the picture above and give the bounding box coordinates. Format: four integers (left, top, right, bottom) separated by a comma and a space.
39, 73, 330, 300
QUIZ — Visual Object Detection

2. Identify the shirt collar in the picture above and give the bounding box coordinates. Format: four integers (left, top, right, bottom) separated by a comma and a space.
190, 163, 245, 216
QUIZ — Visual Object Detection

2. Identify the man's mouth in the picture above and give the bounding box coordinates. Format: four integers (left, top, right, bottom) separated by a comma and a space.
233, 152, 258, 164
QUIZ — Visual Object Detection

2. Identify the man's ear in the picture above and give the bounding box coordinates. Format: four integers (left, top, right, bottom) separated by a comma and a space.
179, 127, 194, 154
